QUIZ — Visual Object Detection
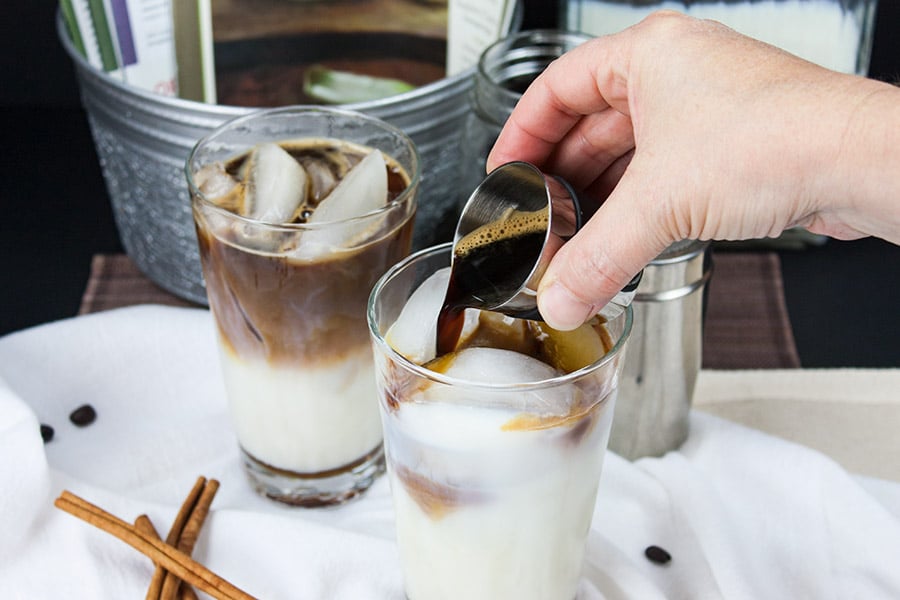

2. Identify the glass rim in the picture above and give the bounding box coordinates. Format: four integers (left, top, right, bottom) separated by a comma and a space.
367, 242, 633, 392
184, 105, 421, 230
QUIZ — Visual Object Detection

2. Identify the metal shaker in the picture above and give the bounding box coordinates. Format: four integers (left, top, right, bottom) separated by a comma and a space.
608, 240, 712, 460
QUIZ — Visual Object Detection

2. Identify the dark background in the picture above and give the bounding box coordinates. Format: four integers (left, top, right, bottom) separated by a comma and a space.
1, 1, 898, 367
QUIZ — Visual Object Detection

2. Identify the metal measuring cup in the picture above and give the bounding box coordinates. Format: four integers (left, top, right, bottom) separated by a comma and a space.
451, 161, 642, 321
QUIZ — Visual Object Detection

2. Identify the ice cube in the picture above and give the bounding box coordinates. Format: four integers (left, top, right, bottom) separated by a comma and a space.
244, 142, 308, 223
456, 310, 535, 355
293, 149, 388, 259
194, 162, 241, 205
424, 347, 572, 416
440, 347, 558, 384
530, 319, 610, 373
385, 267, 450, 364
299, 156, 338, 202
385, 268, 527, 364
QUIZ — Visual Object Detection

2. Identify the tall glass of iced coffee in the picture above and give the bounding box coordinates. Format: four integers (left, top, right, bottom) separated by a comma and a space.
187, 107, 419, 506
368, 243, 631, 599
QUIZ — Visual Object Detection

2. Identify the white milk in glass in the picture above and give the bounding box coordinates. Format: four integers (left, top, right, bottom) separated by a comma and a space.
376, 265, 626, 599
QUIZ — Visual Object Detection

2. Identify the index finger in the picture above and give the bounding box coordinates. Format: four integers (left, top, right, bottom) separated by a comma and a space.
486, 35, 632, 171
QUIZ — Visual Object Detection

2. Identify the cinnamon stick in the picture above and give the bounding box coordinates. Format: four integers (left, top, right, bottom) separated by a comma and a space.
167, 477, 209, 546
135, 514, 159, 538
54, 491, 255, 600
146, 477, 208, 600
179, 582, 201, 600
134, 516, 199, 600
160, 479, 220, 600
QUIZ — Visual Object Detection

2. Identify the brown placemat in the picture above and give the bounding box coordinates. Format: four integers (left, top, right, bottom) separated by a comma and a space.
77, 254, 199, 315
702, 251, 801, 369
78, 251, 801, 369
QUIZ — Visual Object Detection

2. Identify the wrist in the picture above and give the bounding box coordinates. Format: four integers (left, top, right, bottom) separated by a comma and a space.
812, 75, 900, 243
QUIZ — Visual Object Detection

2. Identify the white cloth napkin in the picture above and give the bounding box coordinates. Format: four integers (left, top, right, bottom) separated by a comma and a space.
1, 305, 899, 599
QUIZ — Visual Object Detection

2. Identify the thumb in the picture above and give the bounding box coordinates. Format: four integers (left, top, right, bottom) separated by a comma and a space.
536, 171, 674, 330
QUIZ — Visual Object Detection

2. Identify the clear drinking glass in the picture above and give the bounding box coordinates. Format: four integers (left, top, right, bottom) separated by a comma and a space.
563, 0, 878, 75
186, 106, 419, 506
368, 243, 632, 600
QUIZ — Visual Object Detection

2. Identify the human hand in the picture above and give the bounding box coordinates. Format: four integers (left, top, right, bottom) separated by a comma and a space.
487, 11, 900, 329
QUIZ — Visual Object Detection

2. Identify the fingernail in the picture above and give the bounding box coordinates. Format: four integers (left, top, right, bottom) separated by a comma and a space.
539, 282, 594, 331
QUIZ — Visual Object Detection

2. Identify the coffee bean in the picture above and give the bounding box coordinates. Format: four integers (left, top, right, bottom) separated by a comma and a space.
69, 404, 97, 427
644, 545, 672, 565
40, 424, 54, 443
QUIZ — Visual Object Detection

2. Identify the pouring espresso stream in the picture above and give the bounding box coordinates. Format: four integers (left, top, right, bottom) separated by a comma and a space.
437, 162, 642, 355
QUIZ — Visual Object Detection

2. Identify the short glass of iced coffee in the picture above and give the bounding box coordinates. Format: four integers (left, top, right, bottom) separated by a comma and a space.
367, 243, 632, 599
186, 106, 419, 506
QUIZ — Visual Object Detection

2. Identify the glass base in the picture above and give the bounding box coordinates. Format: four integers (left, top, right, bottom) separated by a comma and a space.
241, 444, 385, 507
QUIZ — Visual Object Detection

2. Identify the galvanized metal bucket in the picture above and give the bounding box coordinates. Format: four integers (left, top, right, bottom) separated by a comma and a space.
57, 15, 475, 304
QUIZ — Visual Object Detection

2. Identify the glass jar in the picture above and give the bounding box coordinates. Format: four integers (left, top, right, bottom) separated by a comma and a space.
458, 30, 594, 208
562, 0, 878, 75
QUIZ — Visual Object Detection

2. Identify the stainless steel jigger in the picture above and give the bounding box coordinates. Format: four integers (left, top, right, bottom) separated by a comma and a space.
453, 161, 642, 321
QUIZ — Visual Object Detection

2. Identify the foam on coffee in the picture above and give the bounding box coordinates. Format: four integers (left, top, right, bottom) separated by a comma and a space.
453, 208, 548, 258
